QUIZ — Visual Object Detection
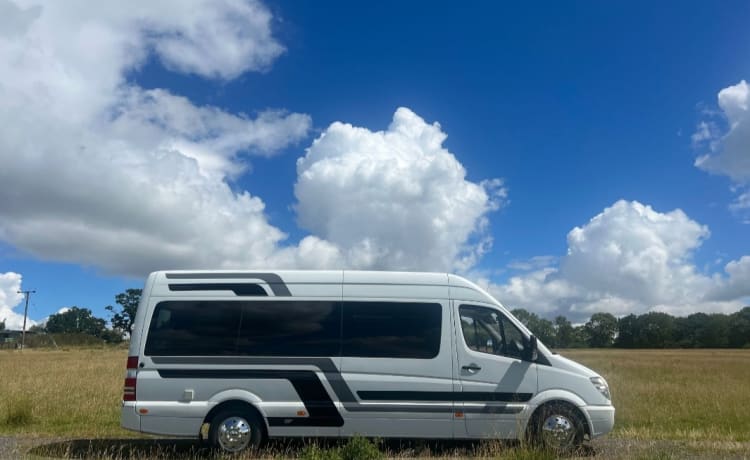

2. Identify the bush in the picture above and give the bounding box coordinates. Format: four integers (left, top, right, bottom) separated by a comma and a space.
339, 436, 383, 460
299, 436, 383, 460
299, 443, 342, 460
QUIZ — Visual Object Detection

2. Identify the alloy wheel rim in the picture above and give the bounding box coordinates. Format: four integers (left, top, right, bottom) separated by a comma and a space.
218, 416, 252, 452
541, 414, 576, 450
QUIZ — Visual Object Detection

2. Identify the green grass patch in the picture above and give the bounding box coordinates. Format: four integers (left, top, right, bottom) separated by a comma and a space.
2, 396, 34, 428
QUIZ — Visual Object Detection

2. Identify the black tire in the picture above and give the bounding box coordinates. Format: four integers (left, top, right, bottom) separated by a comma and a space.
208, 409, 265, 454
528, 402, 585, 453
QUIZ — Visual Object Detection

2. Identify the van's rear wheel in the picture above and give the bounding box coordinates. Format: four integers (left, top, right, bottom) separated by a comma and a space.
209, 410, 264, 453
530, 402, 585, 452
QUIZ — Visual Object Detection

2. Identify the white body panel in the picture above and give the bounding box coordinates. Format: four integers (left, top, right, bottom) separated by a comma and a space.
121, 270, 614, 442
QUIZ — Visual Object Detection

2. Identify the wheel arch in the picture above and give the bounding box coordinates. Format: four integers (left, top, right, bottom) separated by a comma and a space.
526, 391, 592, 439
202, 399, 268, 439
524, 398, 593, 439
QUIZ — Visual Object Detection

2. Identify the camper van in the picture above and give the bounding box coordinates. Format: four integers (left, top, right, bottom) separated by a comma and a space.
121, 270, 614, 453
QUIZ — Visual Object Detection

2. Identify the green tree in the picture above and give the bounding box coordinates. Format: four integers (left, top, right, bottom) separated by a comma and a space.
105, 288, 142, 335
554, 316, 574, 348
571, 325, 589, 348
728, 307, 750, 348
510, 308, 556, 346
635, 312, 675, 348
584, 313, 618, 347
0, 318, 5, 331
700, 314, 730, 348
615, 314, 638, 348
46, 307, 106, 337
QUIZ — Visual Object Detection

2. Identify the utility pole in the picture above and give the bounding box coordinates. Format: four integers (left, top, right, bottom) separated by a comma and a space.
17, 290, 35, 350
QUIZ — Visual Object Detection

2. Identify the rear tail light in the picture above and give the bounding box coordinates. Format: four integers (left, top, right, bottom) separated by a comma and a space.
123, 356, 138, 402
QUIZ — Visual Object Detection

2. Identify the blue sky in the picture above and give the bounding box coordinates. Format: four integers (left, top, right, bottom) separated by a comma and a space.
1, 0, 749, 328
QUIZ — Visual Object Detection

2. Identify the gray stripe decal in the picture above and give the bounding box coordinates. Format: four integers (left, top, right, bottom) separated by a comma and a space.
150, 356, 526, 415
165, 273, 291, 296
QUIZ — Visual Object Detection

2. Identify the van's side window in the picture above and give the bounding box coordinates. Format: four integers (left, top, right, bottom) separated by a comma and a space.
343, 301, 441, 359
144, 300, 341, 357
145, 301, 242, 356
459, 305, 525, 360
237, 301, 341, 357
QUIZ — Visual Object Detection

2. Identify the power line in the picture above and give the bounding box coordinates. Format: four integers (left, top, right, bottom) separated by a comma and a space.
17, 289, 36, 350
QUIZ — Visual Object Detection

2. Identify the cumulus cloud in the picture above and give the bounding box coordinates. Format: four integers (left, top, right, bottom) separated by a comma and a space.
694, 80, 750, 220
0, 0, 316, 276
0, 2, 503, 277
506, 256, 557, 272
489, 201, 748, 321
0, 272, 35, 330
295, 108, 507, 271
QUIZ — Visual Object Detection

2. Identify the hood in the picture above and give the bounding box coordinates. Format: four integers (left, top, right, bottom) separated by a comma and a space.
547, 352, 599, 378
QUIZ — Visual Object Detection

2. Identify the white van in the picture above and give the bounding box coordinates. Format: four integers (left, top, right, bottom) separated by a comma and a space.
121, 270, 614, 453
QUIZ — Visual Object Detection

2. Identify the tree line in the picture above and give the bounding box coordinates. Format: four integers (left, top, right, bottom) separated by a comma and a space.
513, 307, 750, 349
23, 288, 750, 349
27, 289, 141, 344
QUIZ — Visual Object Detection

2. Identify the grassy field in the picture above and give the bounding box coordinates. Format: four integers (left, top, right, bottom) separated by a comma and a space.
1, 348, 749, 458
565, 349, 750, 442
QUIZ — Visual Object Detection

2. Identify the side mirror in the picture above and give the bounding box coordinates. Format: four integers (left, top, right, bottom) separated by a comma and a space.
527, 335, 538, 362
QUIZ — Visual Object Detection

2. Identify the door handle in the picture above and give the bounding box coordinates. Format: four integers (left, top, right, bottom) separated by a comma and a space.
462, 363, 482, 373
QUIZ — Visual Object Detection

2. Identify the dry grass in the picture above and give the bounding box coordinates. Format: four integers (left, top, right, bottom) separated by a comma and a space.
2, 348, 750, 458
0, 348, 127, 438
563, 349, 750, 442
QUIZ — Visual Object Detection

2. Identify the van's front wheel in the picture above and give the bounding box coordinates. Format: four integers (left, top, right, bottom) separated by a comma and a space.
529, 402, 585, 452
209, 410, 264, 453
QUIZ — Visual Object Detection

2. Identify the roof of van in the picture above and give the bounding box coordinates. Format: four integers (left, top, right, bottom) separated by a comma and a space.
147, 270, 498, 305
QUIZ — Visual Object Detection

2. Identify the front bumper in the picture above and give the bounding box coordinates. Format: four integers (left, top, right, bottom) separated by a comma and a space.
582, 404, 615, 438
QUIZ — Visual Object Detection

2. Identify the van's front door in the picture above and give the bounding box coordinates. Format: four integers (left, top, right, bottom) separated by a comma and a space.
453, 302, 538, 438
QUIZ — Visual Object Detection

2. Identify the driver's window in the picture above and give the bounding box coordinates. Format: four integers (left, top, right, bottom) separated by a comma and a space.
459, 305, 526, 360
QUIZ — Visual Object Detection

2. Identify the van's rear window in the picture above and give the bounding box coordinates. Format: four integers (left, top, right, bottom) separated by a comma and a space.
144, 300, 340, 357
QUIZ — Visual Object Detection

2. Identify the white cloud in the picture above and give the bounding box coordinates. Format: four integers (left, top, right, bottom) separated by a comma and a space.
729, 189, 750, 223
694, 80, 750, 220
294, 107, 507, 272
0, 2, 502, 277
706, 256, 750, 302
506, 255, 557, 272
0, 272, 35, 330
0, 0, 316, 276
489, 201, 748, 321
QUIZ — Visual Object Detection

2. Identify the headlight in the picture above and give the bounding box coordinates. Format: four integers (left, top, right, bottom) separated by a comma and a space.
590, 376, 611, 400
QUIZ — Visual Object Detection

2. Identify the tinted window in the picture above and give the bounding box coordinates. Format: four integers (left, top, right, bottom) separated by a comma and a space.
500, 314, 526, 360
145, 300, 341, 357
145, 301, 242, 356
237, 301, 341, 356
459, 305, 526, 360
343, 301, 442, 359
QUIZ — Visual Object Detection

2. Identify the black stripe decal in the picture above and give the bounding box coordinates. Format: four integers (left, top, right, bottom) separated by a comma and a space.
168, 283, 268, 296
358, 390, 533, 403
150, 356, 356, 402
151, 358, 531, 421
165, 273, 292, 296
157, 369, 343, 427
